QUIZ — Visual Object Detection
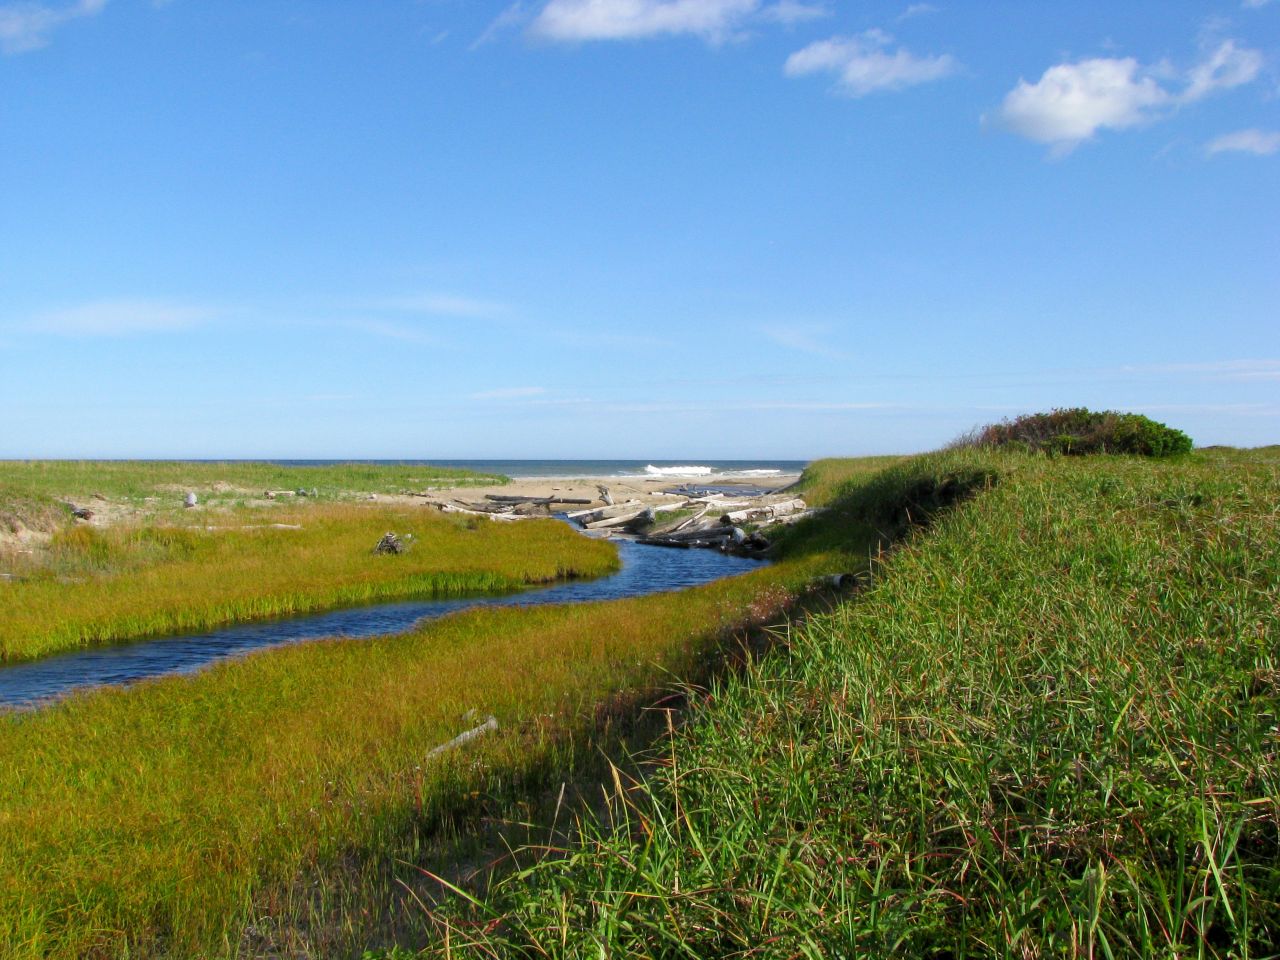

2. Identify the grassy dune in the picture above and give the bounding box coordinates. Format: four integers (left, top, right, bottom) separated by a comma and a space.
0, 505, 618, 662
0, 460, 503, 509
422, 448, 1280, 959
0, 461, 879, 959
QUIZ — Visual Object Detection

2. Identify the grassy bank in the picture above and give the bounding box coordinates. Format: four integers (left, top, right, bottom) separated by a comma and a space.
0, 460, 504, 512
416, 447, 1280, 958
0, 505, 618, 662
0, 460, 884, 958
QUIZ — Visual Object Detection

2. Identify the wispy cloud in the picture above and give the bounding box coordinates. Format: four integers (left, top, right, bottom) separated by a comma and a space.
471, 1, 529, 49
757, 323, 847, 358
758, 1, 828, 25
784, 29, 957, 97
376, 293, 511, 320
26, 299, 215, 336
991, 38, 1264, 153
0, 0, 105, 54
470, 386, 548, 400
897, 3, 937, 22
1119, 359, 1280, 382
524, 0, 824, 44
1133, 402, 1280, 416
1206, 127, 1280, 155
345, 319, 440, 346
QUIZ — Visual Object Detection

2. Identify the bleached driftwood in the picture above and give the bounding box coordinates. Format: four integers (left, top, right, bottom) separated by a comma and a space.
426, 716, 499, 760
485, 494, 593, 506
566, 500, 642, 523
719, 498, 807, 525
584, 502, 685, 530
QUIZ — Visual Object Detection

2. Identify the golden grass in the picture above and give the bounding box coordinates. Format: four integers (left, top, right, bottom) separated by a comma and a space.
0, 505, 617, 662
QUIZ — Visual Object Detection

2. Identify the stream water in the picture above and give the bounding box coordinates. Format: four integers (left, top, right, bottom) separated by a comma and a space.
0, 538, 764, 710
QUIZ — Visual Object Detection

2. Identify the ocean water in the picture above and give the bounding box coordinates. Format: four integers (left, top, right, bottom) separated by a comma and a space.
273, 460, 809, 480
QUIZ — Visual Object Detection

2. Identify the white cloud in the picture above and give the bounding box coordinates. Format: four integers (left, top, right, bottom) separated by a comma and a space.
1207, 127, 1280, 155
994, 40, 1264, 151
470, 386, 548, 400
530, 0, 754, 43
1242, 0, 1274, 8
784, 29, 957, 97
995, 58, 1169, 149
1182, 40, 1263, 102
27, 299, 213, 336
0, 0, 105, 54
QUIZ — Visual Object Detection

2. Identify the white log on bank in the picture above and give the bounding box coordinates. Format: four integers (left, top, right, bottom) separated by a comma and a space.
566, 500, 642, 523
719, 498, 807, 525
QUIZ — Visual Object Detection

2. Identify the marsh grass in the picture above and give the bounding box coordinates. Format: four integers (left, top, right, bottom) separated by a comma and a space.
417, 448, 1280, 959
0, 527, 855, 959
0, 505, 618, 662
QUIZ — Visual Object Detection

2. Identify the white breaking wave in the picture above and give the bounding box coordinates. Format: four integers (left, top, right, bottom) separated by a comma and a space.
644, 464, 715, 477
732, 469, 782, 477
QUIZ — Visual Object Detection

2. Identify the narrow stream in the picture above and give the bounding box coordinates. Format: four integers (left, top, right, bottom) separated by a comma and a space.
0, 538, 764, 710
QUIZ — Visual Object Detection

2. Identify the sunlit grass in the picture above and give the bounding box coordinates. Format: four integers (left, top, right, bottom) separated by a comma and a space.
418, 447, 1280, 959
0, 505, 618, 662
0, 460, 505, 508
0, 491, 869, 958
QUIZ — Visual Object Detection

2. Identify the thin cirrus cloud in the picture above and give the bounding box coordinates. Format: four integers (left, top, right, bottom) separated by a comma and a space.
0, 0, 105, 54
1206, 128, 1280, 156
525, 0, 828, 44
784, 29, 957, 97
470, 387, 548, 400
375, 293, 510, 320
992, 39, 1264, 152
25, 299, 216, 336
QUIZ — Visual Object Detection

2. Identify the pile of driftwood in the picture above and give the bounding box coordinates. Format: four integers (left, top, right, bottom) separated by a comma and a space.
632, 496, 808, 556
424, 486, 814, 557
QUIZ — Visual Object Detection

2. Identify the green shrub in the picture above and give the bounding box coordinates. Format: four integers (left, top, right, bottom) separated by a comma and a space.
969, 408, 1192, 457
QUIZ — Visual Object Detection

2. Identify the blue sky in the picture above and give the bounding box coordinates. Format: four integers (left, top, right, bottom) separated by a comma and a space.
1, 0, 1276, 458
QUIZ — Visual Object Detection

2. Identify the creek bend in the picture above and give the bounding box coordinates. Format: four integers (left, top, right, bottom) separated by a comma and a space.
0, 538, 764, 710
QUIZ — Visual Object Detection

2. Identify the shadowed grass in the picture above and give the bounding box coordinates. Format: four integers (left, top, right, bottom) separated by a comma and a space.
419, 447, 1280, 959
0, 505, 617, 663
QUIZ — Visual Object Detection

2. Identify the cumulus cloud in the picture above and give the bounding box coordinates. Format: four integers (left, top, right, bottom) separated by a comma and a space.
996, 57, 1169, 147
993, 39, 1265, 151
1207, 127, 1280, 155
28, 299, 214, 336
0, 0, 105, 54
784, 29, 956, 97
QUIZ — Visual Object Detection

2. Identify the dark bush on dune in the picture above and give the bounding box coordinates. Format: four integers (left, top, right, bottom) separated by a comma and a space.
967, 407, 1192, 457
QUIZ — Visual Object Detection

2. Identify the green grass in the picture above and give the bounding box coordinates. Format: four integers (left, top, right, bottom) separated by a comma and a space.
6, 448, 1276, 959
412, 447, 1280, 959
0, 460, 505, 509
0, 459, 885, 958
0, 504, 618, 663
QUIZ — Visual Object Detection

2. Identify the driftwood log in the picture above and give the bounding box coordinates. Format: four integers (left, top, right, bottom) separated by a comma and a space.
426, 716, 498, 760
719, 498, 806, 525
484, 495, 594, 506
